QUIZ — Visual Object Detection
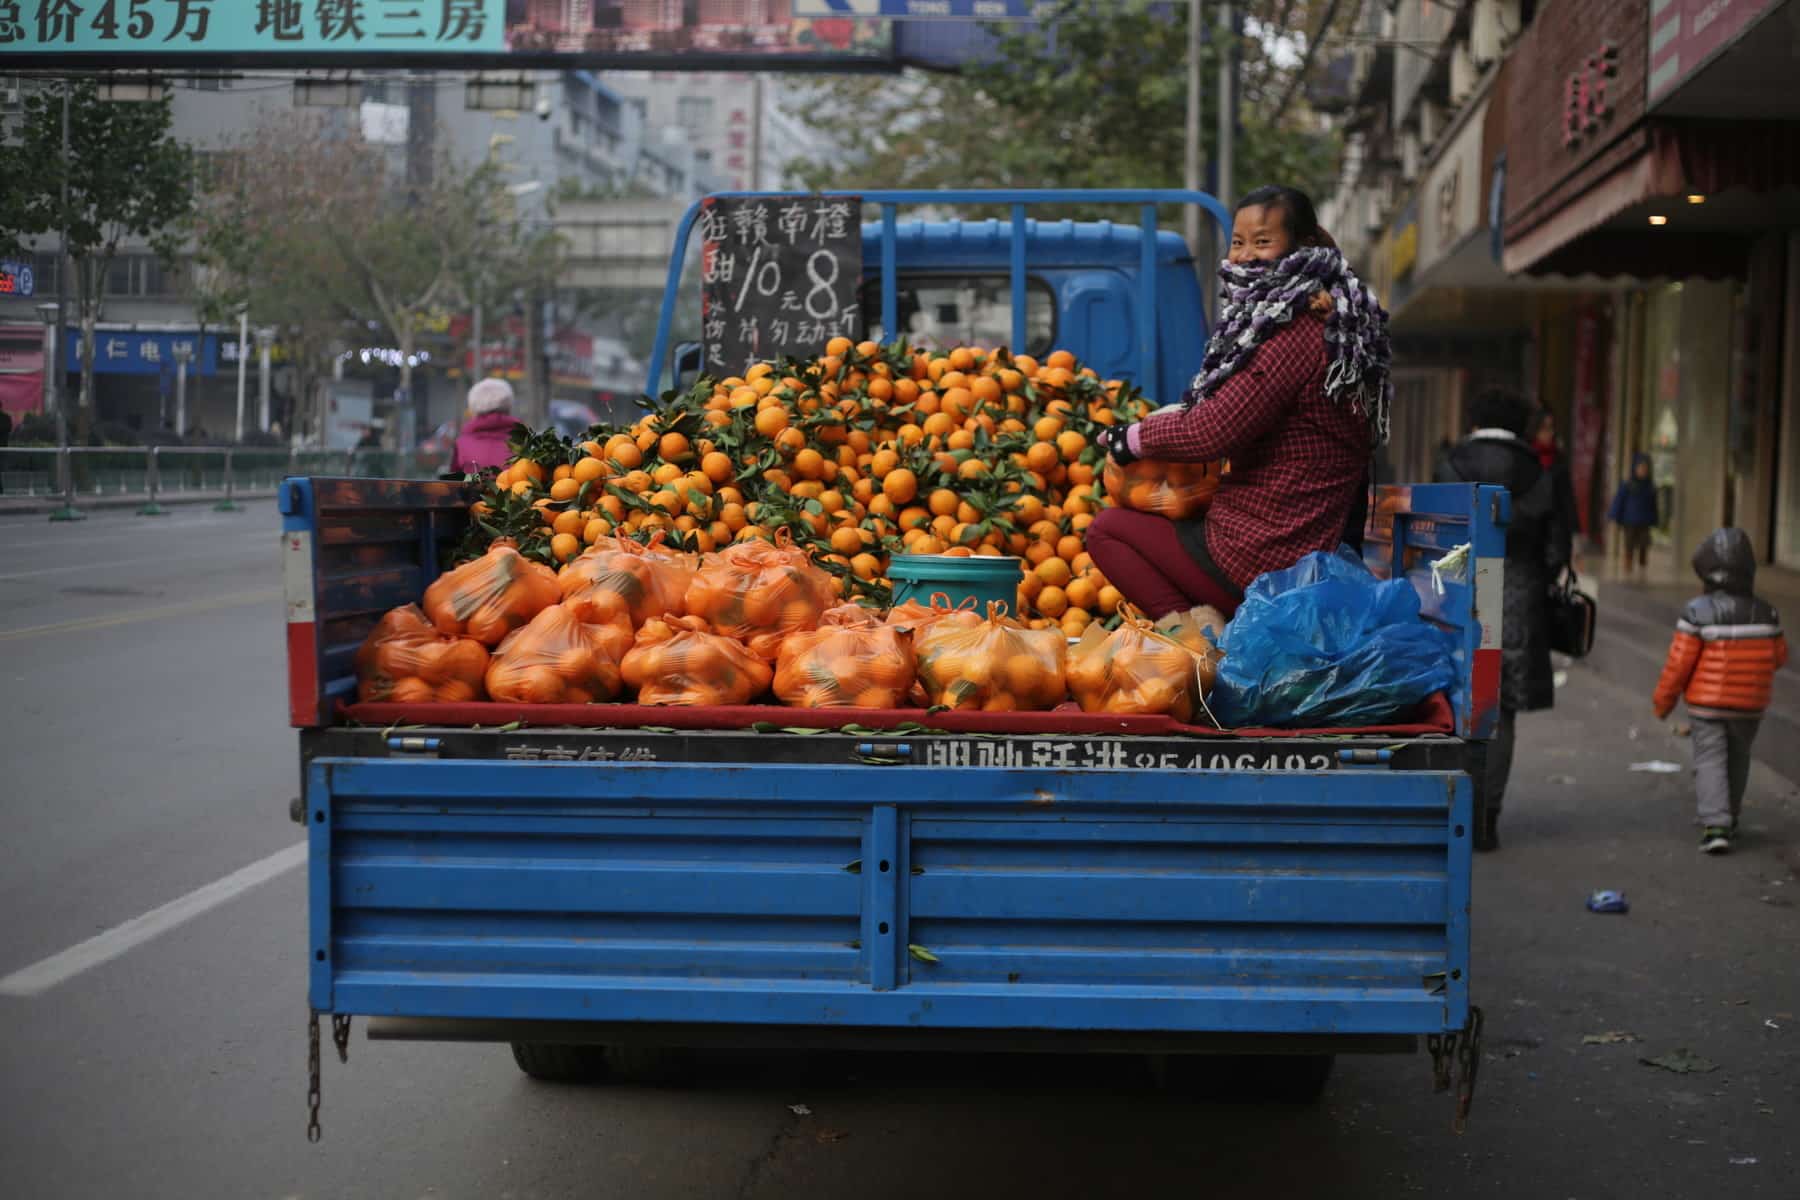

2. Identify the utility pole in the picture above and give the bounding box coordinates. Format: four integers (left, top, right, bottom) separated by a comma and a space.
49, 80, 83, 522
749, 75, 765, 190
1184, 0, 1205, 255
1217, 3, 1237, 213
235, 308, 249, 442
173, 341, 192, 436
471, 278, 483, 385
256, 328, 275, 433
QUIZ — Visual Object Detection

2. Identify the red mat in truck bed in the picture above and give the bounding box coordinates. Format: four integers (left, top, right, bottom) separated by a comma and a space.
340, 692, 1455, 740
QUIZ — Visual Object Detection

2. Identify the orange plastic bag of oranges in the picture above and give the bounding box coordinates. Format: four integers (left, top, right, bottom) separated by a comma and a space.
1102, 457, 1224, 521
913, 603, 1068, 712
559, 534, 696, 628
884, 593, 979, 632
424, 540, 562, 646
774, 604, 916, 709
622, 615, 774, 706
683, 531, 838, 661
1068, 609, 1223, 723
484, 604, 630, 704
355, 604, 491, 703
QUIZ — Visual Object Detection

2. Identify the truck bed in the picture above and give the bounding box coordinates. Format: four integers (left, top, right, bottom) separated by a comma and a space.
285, 477, 1505, 1048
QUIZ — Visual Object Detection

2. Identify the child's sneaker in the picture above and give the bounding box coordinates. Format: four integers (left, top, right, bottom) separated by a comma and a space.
1699, 827, 1733, 854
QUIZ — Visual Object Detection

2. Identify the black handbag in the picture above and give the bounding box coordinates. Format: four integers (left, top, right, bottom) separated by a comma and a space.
1548, 568, 1597, 658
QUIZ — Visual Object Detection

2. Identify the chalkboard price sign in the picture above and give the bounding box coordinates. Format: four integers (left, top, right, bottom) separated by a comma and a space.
699, 195, 863, 377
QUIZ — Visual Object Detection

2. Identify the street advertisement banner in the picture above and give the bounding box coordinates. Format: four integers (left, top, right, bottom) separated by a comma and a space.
794, 0, 1050, 16
0, 0, 892, 68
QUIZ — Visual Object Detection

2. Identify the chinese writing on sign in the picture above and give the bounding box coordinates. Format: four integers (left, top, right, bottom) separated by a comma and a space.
0, 0, 500, 48
1561, 42, 1619, 149
698, 195, 863, 375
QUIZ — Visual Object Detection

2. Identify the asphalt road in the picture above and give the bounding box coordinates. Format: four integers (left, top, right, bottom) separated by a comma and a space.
1, 505, 1796, 1199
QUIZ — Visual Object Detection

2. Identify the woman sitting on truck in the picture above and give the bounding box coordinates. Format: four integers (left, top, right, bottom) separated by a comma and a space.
1088, 185, 1391, 619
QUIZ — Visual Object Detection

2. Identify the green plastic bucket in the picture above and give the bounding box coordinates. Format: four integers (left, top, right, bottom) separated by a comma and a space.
888, 554, 1023, 616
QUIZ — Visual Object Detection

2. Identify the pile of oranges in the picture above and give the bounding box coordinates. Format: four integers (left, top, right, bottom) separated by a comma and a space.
465, 339, 1156, 635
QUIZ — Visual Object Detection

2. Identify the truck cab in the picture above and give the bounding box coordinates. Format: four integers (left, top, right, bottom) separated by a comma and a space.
857, 219, 1206, 406
655, 189, 1228, 408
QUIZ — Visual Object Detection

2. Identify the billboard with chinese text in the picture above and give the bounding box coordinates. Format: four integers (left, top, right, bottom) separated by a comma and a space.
0, 0, 893, 69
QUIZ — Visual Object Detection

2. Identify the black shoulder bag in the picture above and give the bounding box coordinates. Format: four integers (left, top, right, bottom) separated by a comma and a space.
1547, 567, 1597, 658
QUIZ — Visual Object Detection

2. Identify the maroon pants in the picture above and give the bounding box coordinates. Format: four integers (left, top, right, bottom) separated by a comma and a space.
1085, 508, 1241, 620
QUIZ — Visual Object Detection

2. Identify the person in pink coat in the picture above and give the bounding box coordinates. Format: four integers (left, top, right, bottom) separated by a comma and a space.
452, 378, 523, 474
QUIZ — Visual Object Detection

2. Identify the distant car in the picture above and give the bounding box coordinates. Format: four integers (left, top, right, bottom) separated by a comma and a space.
550, 399, 602, 440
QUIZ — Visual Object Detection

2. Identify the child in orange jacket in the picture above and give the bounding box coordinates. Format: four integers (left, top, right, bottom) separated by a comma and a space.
1652, 528, 1788, 853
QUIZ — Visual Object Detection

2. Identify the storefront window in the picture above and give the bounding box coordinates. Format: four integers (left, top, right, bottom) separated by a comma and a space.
1640, 285, 1683, 538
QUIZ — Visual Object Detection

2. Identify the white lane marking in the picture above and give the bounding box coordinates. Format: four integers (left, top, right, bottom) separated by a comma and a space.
0, 842, 307, 998
0, 586, 280, 641
0, 538, 271, 582
0, 513, 274, 554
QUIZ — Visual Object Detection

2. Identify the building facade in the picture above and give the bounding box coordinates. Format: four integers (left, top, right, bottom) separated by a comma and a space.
0, 68, 708, 444
1328, 0, 1800, 570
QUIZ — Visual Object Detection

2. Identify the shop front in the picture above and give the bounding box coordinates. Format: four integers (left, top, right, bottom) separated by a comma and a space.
1496, 0, 1800, 568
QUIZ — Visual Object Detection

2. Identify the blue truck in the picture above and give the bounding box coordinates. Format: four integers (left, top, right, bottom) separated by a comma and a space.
283, 191, 1500, 1135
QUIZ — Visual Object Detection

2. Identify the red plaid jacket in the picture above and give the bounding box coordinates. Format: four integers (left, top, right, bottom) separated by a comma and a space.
1137, 312, 1371, 590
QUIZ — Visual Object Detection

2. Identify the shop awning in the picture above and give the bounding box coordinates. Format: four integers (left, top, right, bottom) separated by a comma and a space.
1503, 121, 1800, 277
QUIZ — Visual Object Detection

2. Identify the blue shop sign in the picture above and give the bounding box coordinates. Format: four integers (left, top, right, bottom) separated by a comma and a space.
0, 259, 34, 297
66, 330, 217, 376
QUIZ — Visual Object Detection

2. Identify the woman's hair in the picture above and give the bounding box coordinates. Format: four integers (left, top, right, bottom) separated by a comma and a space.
467, 377, 515, 415
1470, 388, 1529, 436
1236, 185, 1336, 249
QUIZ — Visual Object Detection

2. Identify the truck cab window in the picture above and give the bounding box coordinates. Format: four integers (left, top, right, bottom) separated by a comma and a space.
861, 276, 1056, 357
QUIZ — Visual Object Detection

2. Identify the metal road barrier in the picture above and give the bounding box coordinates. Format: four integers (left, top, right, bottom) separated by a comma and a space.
0, 446, 449, 518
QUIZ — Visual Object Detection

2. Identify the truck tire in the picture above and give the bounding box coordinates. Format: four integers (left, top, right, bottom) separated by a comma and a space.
510, 1041, 610, 1083
1152, 1053, 1335, 1104
509, 1042, 694, 1085
600, 1044, 695, 1086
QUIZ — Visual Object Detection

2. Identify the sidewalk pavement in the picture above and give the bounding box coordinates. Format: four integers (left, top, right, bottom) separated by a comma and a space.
0, 489, 278, 517
1582, 542, 1800, 785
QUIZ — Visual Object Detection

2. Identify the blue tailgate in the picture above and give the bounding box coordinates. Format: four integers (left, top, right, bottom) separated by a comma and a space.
308, 759, 1470, 1036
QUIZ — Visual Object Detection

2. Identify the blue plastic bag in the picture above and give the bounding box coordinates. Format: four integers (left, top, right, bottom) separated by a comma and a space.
1210, 548, 1459, 729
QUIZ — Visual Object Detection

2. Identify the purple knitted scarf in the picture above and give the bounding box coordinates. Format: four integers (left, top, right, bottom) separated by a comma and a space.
1185, 246, 1393, 442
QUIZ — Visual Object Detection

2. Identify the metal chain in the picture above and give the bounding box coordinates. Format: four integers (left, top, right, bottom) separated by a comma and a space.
1454, 1006, 1485, 1134
332, 1014, 352, 1065
306, 1011, 322, 1144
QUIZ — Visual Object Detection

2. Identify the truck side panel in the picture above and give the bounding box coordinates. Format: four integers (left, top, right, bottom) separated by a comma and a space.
307, 759, 1469, 1036
280, 477, 468, 727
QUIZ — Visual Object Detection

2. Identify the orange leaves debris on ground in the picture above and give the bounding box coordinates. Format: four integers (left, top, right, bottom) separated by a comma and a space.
622, 615, 774, 706
683, 532, 838, 661
484, 604, 630, 704
1067, 608, 1223, 723
423, 542, 562, 646
1102, 457, 1223, 521
774, 603, 917, 709
913, 602, 1068, 713
559, 534, 696, 629
355, 604, 491, 703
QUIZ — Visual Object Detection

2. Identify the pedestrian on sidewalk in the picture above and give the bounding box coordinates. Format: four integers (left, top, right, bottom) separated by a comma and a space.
1435, 388, 1571, 850
1608, 454, 1659, 577
452, 378, 523, 475
1651, 528, 1788, 854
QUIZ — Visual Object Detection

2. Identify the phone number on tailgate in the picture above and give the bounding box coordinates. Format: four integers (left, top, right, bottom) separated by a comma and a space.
923, 740, 1336, 771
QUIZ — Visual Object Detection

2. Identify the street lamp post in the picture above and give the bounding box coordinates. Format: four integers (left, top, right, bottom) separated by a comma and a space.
256, 327, 276, 434
47, 81, 84, 522
235, 307, 250, 442
35, 301, 58, 417
173, 341, 193, 437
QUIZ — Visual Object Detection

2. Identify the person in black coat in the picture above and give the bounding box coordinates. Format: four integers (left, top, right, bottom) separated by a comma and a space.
1436, 389, 1573, 850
